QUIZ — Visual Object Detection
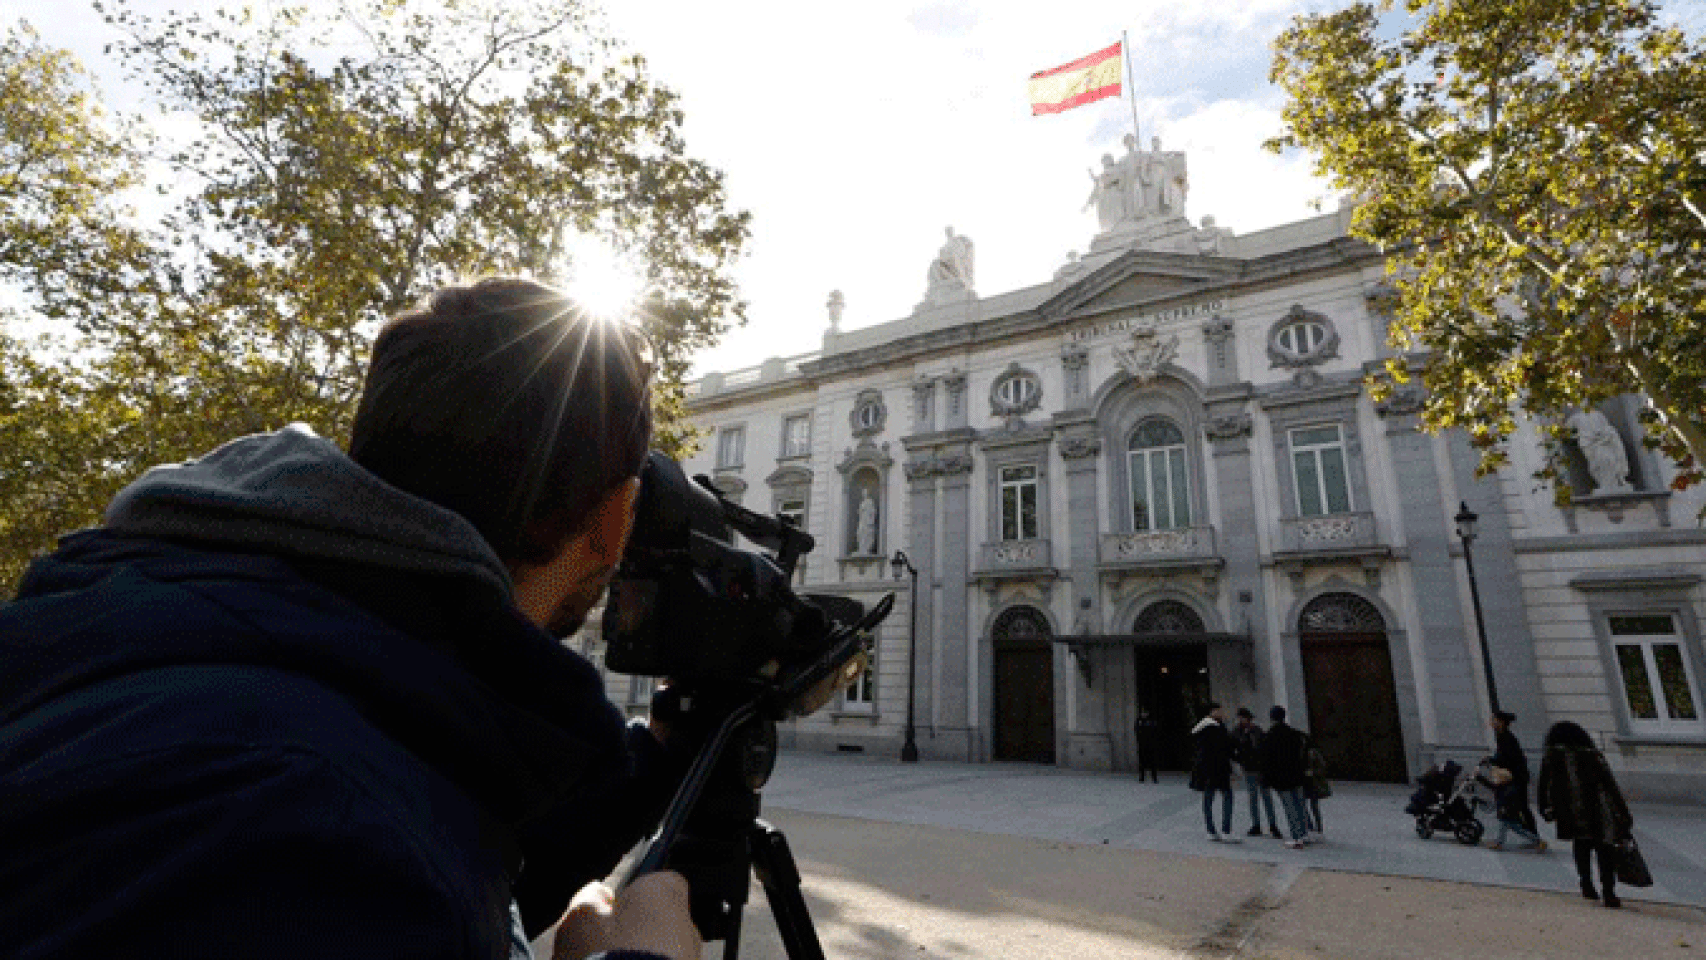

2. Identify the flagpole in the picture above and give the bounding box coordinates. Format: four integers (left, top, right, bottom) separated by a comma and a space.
1122, 30, 1140, 145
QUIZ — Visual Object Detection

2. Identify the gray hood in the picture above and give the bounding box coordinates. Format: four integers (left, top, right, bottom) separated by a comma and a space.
104, 423, 513, 598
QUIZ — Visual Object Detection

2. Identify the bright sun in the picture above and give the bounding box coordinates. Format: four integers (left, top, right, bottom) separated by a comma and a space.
558, 232, 645, 321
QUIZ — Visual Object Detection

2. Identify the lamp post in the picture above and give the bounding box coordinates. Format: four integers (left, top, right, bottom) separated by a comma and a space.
1454, 501, 1501, 716
890, 549, 921, 762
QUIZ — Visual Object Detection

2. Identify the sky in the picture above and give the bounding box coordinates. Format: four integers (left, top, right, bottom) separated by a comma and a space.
8, 0, 1703, 377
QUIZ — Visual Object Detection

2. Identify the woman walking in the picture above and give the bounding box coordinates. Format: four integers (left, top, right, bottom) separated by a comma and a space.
1302, 734, 1331, 838
1537, 721, 1635, 908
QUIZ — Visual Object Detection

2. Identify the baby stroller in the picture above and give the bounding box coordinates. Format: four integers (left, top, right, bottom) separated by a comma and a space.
1405, 759, 1487, 845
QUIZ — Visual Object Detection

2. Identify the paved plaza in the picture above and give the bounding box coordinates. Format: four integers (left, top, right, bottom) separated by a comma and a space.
761, 751, 1706, 909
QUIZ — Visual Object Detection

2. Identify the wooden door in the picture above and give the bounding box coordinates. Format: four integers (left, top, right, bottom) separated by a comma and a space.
1300, 632, 1407, 783
993, 606, 1055, 763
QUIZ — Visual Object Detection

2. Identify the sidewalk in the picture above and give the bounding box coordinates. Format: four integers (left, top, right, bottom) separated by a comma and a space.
761, 751, 1706, 908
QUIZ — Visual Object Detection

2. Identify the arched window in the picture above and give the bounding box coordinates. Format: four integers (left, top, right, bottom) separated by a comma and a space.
1127, 418, 1191, 531
1298, 593, 1385, 633
1135, 599, 1206, 635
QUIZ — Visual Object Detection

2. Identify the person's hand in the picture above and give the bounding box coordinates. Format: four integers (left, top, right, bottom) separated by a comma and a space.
552, 872, 700, 960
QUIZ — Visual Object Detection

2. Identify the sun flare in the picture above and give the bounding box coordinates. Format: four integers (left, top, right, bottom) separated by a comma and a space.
558, 232, 645, 322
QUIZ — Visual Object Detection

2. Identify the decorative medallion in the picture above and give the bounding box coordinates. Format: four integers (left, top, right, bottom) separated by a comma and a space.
1113, 329, 1180, 385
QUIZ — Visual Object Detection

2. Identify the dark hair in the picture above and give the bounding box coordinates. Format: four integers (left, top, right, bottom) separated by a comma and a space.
1544, 720, 1595, 750
349, 278, 652, 565
1493, 710, 1517, 725
1207, 701, 1221, 711
1236, 707, 1254, 719
1269, 705, 1287, 722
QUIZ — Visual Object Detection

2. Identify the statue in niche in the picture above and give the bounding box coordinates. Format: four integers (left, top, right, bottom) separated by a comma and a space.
855, 489, 878, 555
926, 226, 975, 301
1569, 407, 1633, 494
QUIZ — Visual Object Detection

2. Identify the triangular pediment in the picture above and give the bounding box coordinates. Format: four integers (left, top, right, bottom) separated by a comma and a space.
1040, 251, 1241, 322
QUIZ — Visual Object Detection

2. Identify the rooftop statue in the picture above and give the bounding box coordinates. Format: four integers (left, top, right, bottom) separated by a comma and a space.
925, 226, 975, 302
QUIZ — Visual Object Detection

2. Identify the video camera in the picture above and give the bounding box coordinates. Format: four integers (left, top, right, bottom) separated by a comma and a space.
600, 451, 891, 956
603, 451, 884, 714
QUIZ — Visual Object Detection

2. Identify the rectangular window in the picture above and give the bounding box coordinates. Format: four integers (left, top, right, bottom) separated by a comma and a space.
843, 637, 875, 711
1000, 464, 1039, 541
1128, 447, 1190, 530
1610, 613, 1703, 736
782, 415, 812, 458
1290, 425, 1351, 517
716, 426, 745, 468
777, 498, 807, 585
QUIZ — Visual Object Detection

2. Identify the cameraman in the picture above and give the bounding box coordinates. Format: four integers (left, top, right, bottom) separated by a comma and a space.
0, 278, 698, 960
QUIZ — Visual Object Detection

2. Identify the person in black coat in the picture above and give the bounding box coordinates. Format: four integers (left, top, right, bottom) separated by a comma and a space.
1233, 707, 1282, 838
1487, 710, 1547, 852
1134, 707, 1162, 783
0, 279, 698, 960
1537, 721, 1635, 908
1261, 706, 1311, 847
1190, 703, 1238, 841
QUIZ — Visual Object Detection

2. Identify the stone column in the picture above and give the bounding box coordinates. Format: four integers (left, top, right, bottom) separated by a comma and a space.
1377, 390, 1484, 754
1057, 420, 1109, 769
903, 456, 939, 743
1445, 428, 1549, 742
935, 451, 975, 760
1203, 404, 1269, 706
941, 372, 968, 430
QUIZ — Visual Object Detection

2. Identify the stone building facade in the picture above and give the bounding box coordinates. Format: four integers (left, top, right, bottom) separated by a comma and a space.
589, 144, 1706, 801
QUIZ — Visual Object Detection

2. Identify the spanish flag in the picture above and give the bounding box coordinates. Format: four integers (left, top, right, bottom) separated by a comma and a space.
1028, 42, 1122, 116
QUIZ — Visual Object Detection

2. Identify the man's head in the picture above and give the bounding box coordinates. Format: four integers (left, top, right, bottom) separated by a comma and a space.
1236, 707, 1254, 727
1269, 705, 1287, 724
348, 277, 652, 634
1491, 710, 1516, 732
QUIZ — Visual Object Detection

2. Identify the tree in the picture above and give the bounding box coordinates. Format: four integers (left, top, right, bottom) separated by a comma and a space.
0, 22, 155, 590
90, 0, 748, 451
0, 1, 749, 591
1267, 0, 1706, 495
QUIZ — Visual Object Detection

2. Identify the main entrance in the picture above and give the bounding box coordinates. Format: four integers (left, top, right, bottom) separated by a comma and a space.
1298, 593, 1407, 783
1131, 600, 1213, 772
992, 605, 1055, 763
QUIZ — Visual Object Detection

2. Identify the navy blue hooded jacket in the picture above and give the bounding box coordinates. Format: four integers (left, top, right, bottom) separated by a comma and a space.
0, 425, 675, 959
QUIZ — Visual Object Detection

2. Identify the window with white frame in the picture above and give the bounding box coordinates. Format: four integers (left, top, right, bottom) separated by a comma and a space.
1127, 418, 1191, 531
999, 464, 1039, 541
1290, 424, 1351, 516
782, 415, 812, 458
1610, 613, 1703, 736
777, 497, 807, 585
716, 426, 745, 469
842, 636, 875, 711
1276, 319, 1329, 358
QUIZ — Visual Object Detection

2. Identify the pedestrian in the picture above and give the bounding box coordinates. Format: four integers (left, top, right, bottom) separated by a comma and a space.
0, 278, 700, 959
1485, 710, 1548, 852
1262, 705, 1312, 849
1232, 707, 1282, 838
1301, 733, 1332, 838
1537, 721, 1634, 908
1190, 703, 1239, 842
1134, 707, 1162, 783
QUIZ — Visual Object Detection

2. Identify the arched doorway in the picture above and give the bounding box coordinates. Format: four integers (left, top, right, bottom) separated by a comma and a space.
1131, 600, 1214, 771
992, 605, 1055, 763
1298, 593, 1407, 783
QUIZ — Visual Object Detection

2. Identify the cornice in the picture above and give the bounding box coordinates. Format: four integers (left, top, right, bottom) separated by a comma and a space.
706, 236, 1386, 400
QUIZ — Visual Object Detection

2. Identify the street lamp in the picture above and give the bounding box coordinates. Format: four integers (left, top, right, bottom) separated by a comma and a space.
890, 549, 921, 762
1454, 501, 1501, 715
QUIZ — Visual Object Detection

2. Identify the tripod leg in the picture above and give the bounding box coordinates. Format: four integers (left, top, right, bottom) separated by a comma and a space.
750, 819, 826, 960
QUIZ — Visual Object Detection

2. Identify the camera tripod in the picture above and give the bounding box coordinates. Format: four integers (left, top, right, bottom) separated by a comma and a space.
619, 594, 890, 960
620, 694, 822, 960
